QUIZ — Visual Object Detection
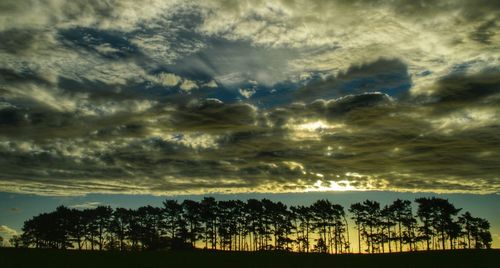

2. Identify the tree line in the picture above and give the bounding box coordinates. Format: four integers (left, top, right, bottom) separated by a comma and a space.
7, 197, 492, 253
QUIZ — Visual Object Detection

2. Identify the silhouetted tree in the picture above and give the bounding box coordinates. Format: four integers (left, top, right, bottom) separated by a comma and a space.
401, 208, 417, 251
349, 202, 365, 254
21, 206, 72, 249
182, 200, 202, 248
109, 208, 131, 251
446, 220, 462, 250
459, 212, 474, 249
94, 206, 113, 250
380, 205, 395, 253
136, 206, 164, 250
263, 199, 292, 251
310, 200, 346, 253
200, 197, 217, 249
389, 199, 415, 251
361, 200, 381, 253
216, 200, 238, 250
313, 237, 327, 253
15, 196, 492, 254
475, 218, 492, 249
415, 197, 434, 250
127, 209, 143, 250
415, 197, 461, 250
9, 235, 23, 248
163, 199, 189, 249
458, 212, 492, 249
83, 208, 98, 250
290, 205, 312, 252
246, 199, 264, 251
67, 208, 86, 250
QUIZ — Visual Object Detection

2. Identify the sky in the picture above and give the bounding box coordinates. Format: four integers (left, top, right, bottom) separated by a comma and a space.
0, 0, 499, 247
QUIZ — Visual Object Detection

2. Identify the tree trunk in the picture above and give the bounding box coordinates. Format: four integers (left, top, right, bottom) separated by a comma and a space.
441, 228, 446, 250
467, 230, 471, 249
398, 221, 402, 252
388, 225, 392, 253
357, 223, 361, 254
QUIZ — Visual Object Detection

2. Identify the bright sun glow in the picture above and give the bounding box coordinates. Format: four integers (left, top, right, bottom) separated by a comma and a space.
305, 180, 357, 192
296, 120, 332, 131
287, 120, 345, 141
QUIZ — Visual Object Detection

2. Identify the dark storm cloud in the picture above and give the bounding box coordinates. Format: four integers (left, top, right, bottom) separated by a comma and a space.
295, 59, 411, 101
1, 92, 500, 195
427, 69, 500, 105
0, 107, 24, 126
316, 93, 394, 118
0, 29, 48, 55
0, 0, 499, 196
470, 20, 497, 45
0, 67, 53, 86
166, 99, 257, 132
0, 97, 156, 140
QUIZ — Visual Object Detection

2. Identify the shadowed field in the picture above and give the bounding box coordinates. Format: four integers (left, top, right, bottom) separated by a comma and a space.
0, 249, 499, 268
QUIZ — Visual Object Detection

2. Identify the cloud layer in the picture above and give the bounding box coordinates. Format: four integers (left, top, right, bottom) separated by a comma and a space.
0, 0, 499, 196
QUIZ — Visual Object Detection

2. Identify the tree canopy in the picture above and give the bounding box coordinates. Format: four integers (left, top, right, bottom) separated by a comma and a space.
12, 197, 492, 253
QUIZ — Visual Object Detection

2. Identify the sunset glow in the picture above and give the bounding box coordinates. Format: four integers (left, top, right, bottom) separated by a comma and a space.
0, 0, 499, 250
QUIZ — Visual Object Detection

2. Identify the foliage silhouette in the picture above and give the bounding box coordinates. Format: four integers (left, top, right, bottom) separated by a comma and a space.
15, 197, 492, 252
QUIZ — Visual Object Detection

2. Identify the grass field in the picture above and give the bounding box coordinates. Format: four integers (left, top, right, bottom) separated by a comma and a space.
1, 248, 499, 268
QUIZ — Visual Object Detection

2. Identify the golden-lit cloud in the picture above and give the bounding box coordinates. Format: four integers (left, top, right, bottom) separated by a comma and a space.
0, 0, 499, 196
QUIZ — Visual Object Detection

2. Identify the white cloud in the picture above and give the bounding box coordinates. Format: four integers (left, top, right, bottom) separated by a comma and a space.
0, 225, 18, 237
238, 88, 256, 99
195, 0, 500, 95
155, 72, 182, 87
163, 133, 220, 149
0, 0, 183, 32
202, 80, 218, 88
94, 43, 121, 55
430, 107, 499, 134
179, 79, 199, 92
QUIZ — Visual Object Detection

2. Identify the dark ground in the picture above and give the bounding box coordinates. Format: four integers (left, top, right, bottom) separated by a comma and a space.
0, 248, 499, 268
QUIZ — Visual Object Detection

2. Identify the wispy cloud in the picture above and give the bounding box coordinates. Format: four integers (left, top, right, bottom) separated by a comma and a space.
69, 201, 102, 209
7, 207, 21, 213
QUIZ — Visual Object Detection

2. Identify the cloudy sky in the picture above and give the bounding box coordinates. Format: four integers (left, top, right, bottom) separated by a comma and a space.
0, 0, 499, 246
